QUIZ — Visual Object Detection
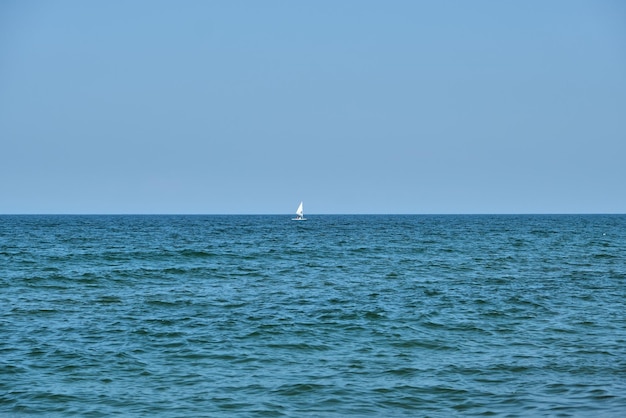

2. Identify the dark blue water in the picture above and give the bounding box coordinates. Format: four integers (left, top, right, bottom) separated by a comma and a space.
1, 215, 625, 417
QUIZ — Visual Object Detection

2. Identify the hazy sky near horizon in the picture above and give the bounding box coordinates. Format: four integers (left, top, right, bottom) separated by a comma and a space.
1, 1, 625, 214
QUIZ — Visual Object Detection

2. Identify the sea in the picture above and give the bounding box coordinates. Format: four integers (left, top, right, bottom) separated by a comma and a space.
1, 215, 625, 417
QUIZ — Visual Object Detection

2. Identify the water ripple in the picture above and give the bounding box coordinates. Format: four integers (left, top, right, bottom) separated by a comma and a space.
1, 215, 625, 416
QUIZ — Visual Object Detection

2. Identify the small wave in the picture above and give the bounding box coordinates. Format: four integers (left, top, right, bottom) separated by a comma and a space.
392, 338, 456, 351
179, 249, 216, 258
384, 367, 420, 377
593, 252, 618, 259
273, 383, 327, 396
266, 342, 331, 351
163, 267, 188, 275
95, 295, 122, 304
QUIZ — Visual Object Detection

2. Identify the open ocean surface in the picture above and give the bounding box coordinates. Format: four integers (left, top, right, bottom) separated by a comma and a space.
1, 214, 625, 417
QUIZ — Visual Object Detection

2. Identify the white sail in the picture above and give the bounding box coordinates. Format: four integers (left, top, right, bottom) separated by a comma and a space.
292, 201, 306, 220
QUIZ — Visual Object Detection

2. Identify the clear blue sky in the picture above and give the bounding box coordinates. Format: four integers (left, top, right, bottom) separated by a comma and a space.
1, 1, 625, 214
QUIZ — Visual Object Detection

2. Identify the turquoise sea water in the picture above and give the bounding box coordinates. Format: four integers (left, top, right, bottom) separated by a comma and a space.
1, 215, 625, 417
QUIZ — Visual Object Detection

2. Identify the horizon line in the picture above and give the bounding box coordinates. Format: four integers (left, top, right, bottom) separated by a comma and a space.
1, 213, 624, 216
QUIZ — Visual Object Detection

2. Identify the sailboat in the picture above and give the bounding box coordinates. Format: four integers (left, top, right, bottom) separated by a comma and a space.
292, 201, 306, 221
